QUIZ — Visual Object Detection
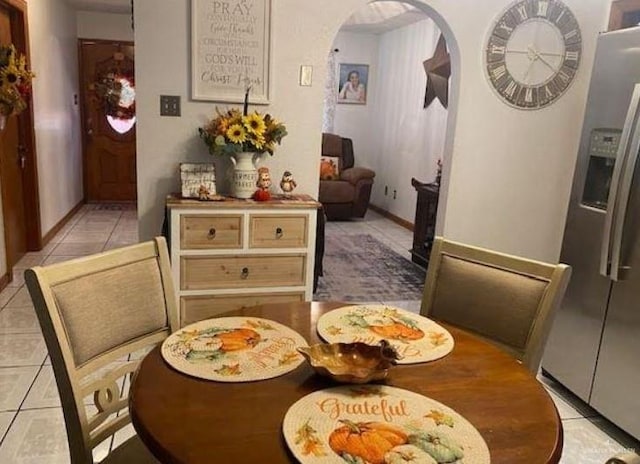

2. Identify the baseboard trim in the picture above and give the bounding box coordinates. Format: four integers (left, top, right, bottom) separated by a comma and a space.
369, 204, 414, 231
0, 272, 10, 293
42, 200, 85, 246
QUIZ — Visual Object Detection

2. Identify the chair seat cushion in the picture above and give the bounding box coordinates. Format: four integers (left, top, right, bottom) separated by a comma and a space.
101, 435, 158, 464
319, 180, 354, 203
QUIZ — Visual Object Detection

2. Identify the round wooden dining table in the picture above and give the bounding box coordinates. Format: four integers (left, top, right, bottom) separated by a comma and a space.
129, 301, 562, 464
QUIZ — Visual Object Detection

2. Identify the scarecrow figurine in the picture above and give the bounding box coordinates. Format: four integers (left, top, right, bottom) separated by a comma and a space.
280, 171, 297, 195
253, 167, 272, 201
256, 167, 272, 191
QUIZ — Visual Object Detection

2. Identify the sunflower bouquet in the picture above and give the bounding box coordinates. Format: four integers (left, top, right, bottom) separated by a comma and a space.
0, 44, 35, 117
198, 108, 288, 157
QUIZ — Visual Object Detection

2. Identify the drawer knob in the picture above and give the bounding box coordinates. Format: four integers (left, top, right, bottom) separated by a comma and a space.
241, 267, 249, 279
275, 227, 283, 239
208, 228, 217, 239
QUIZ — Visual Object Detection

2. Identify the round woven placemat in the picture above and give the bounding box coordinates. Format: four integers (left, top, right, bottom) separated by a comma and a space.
283, 385, 490, 463
161, 317, 307, 382
317, 305, 453, 364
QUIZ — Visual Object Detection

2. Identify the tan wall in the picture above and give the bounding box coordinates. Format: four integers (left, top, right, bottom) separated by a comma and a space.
135, 0, 611, 262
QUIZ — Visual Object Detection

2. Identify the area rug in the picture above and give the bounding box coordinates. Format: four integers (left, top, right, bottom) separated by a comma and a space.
314, 233, 427, 301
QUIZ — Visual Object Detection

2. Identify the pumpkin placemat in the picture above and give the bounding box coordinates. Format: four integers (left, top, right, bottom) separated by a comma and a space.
161, 317, 307, 382
283, 385, 490, 464
316, 305, 453, 364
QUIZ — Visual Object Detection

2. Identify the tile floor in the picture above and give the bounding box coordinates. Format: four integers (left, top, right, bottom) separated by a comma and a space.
0, 205, 637, 463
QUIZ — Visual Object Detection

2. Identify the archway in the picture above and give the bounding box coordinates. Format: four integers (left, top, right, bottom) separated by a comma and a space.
315, 0, 460, 303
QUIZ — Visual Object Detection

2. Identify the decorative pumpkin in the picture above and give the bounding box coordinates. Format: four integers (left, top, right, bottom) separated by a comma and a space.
370, 323, 425, 341
253, 188, 271, 201
408, 431, 464, 463
384, 444, 437, 464
329, 420, 408, 464
214, 328, 261, 352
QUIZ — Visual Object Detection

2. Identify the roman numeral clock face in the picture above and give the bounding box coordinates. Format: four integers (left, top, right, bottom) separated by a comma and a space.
486, 0, 582, 109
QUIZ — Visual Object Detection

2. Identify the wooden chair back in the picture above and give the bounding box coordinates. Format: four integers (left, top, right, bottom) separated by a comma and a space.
421, 236, 571, 373
25, 237, 178, 463
606, 452, 640, 464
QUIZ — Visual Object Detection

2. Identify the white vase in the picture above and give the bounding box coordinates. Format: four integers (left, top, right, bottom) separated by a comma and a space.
230, 152, 261, 199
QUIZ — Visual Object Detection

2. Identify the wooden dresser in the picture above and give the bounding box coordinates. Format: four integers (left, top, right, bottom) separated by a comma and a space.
167, 194, 320, 326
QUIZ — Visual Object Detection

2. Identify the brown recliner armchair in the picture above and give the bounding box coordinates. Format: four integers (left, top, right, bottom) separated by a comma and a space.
319, 133, 375, 220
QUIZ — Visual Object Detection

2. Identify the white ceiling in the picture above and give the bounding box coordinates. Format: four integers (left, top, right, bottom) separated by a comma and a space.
340, 2, 428, 35
65, 0, 131, 14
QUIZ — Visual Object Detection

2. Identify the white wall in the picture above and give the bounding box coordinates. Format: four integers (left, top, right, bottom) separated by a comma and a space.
331, 31, 380, 185
135, 0, 364, 241
135, 0, 610, 263
333, 19, 448, 223
426, 0, 609, 262
77, 11, 134, 41
28, 0, 83, 235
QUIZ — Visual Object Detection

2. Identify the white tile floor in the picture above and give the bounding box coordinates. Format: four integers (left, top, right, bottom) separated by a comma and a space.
0, 204, 137, 464
0, 205, 637, 463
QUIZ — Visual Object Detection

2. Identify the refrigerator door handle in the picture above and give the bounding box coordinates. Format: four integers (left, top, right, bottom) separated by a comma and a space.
601, 84, 640, 278
610, 101, 640, 281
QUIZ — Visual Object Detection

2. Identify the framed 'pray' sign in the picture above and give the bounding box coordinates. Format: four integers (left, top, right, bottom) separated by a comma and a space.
191, 0, 272, 104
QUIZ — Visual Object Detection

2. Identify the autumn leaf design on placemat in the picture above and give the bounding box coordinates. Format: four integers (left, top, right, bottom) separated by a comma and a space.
295, 419, 327, 457
279, 351, 300, 366
243, 319, 276, 330
326, 325, 343, 336
428, 332, 449, 348
424, 409, 455, 427
214, 363, 241, 376
348, 386, 388, 398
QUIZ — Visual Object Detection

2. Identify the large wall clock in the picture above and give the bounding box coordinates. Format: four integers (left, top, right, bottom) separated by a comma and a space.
486, 0, 582, 109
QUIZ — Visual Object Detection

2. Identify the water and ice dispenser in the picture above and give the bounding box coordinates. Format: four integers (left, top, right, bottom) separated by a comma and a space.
582, 129, 622, 209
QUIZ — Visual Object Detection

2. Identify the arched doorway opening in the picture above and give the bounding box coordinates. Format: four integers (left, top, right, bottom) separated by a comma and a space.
315, 0, 460, 306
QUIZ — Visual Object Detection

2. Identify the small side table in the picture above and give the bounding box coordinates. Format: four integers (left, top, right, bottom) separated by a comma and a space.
411, 178, 440, 268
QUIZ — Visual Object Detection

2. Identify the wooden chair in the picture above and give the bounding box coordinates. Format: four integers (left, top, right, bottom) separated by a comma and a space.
420, 236, 571, 374
606, 453, 640, 464
25, 237, 179, 464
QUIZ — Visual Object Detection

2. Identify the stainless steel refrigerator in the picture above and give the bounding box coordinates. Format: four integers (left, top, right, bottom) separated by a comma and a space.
542, 26, 640, 441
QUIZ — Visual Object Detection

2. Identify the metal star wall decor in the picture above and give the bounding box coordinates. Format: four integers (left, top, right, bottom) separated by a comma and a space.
423, 34, 450, 109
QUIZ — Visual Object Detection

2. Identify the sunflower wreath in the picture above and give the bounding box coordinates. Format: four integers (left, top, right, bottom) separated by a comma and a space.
93, 71, 136, 120
0, 44, 35, 117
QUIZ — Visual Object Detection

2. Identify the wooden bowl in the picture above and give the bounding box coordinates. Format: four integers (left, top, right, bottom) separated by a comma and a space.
297, 340, 400, 384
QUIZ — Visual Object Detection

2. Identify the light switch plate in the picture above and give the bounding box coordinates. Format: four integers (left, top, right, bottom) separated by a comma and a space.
300, 65, 313, 86
160, 95, 181, 117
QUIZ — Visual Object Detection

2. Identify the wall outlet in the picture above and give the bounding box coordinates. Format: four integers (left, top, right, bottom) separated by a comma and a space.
160, 95, 181, 117
384, 186, 388, 196
393, 190, 397, 200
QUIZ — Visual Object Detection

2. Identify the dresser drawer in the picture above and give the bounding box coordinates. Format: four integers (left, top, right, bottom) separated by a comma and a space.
181, 255, 306, 290
180, 215, 243, 249
180, 292, 305, 326
249, 215, 308, 248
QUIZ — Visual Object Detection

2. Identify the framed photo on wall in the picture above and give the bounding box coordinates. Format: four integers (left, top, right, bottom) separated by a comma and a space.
337, 63, 369, 105
191, 0, 272, 104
